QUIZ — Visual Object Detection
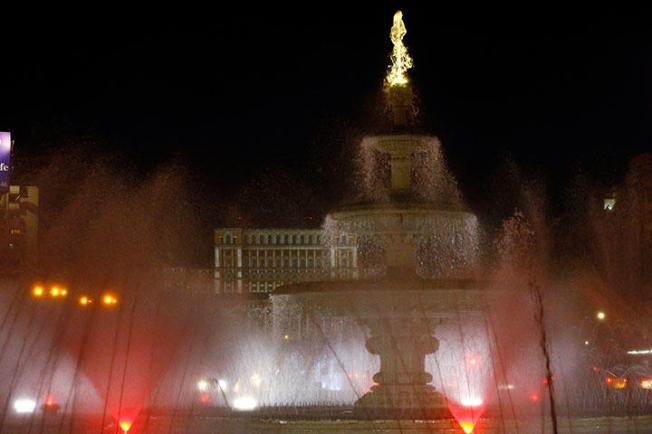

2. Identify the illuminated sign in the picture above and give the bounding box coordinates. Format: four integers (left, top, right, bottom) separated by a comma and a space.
0, 131, 10, 192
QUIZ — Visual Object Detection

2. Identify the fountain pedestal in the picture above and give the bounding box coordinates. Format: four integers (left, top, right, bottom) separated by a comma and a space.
354, 315, 449, 418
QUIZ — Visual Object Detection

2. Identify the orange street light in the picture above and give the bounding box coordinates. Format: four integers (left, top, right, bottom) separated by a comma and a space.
79, 296, 92, 307
102, 293, 118, 306
32, 285, 44, 298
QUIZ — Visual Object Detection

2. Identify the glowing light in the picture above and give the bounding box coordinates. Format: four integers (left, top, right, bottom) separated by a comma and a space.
60, 288, 67, 296
460, 397, 483, 407
197, 379, 209, 392
584, 340, 590, 346
218, 379, 228, 391
640, 378, 652, 389
43, 395, 59, 412
497, 383, 515, 390
459, 420, 476, 433
13, 398, 36, 414
465, 354, 480, 367
232, 396, 257, 411
283, 334, 290, 341
250, 373, 262, 387
627, 349, 652, 355
596, 311, 606, 321
603, 197, 616, 211
102, 293, 118, 306
50, 286, 61, 297
606, 376, 627, 389
118, 418, 132, 433
385, 10, 413, 87
530, 392, 540, 402
200, 393, 210, 403
79, 296, 92, 306
32, 285, 44, 297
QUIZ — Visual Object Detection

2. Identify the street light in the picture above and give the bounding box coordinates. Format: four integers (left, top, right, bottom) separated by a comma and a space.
49, 286, 67, 298
32, 285, 44, 298
102, 293, 118, 306
596, 311, 606, 321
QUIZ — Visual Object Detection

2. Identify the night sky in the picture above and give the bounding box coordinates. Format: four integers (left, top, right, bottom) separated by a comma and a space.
2, 7, 651, 238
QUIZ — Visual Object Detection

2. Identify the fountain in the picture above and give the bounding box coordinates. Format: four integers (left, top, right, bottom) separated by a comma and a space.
5, 9, 652, 434
272, 10, 483, 422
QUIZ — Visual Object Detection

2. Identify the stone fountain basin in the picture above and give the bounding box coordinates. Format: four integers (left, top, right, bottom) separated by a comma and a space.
272, 277, 483, 319
272, 278, 485, 418
327, 203, 477, 235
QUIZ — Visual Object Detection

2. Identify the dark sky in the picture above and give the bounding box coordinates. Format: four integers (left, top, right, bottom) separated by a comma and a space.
2, 6, 651, 229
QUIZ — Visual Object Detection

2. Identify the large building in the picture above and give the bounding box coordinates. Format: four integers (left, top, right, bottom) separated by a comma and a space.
0, 185, 39, 273
214, 228, 358, 293
627, 153, 652, 248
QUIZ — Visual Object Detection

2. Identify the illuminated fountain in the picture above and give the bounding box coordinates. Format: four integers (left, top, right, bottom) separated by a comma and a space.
272, 10, 483, 421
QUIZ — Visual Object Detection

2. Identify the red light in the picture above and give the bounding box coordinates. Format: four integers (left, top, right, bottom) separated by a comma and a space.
530, 392, 540, 402
606, 377, 613, 384
45, 397, 55, 407
119, 419, 132, 433
200, 393, 210, 403
465, 354, 480, 367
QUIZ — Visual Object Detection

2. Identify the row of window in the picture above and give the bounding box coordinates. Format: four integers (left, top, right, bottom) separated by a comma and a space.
218, 232, 323, 246
218, 249, 354, 269
217, 232, 354, 246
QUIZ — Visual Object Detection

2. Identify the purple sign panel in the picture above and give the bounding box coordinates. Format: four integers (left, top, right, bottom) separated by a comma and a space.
0, 132, 10, 192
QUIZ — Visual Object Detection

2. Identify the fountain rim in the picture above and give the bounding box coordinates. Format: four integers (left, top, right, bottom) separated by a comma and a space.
327, 202, 475, 218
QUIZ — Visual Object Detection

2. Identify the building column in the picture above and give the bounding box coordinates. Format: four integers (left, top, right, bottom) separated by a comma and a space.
236, 247, 243, 293
214, 247, 222, 292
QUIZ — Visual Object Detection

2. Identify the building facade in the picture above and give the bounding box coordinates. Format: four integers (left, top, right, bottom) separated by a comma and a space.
0, 185, 39, 273
214, 228, 358, 294
627, 153, 652, 249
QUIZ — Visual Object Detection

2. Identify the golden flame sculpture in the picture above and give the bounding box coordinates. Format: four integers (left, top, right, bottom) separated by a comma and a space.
386, 10, 413, 87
